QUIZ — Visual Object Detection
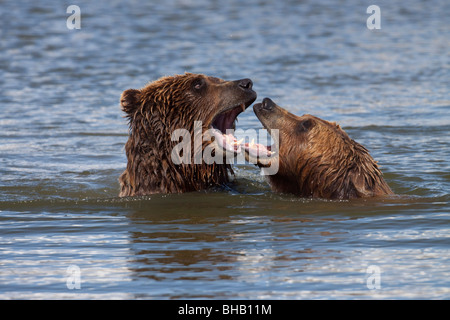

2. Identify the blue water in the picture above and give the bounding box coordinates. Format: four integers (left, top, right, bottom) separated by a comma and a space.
0, 0, 449, 299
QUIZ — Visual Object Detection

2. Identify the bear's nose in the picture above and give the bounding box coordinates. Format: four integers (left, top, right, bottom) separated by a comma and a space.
261, 98, 274, 110
238, 78, 253, 90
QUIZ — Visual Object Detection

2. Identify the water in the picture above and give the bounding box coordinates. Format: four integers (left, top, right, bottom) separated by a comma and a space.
0, 0, 449, 299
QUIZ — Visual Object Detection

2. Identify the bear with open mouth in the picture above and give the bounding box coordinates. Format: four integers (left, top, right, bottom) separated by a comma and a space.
119, 73, 256, 197
243, 98, 394, 200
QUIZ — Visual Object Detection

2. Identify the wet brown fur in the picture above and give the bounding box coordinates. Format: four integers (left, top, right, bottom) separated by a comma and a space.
254, 99, 393, 200
118, 73, 255, 197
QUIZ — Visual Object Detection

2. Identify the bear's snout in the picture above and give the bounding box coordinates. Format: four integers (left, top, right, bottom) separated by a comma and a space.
261, 98, 275, 111
254, 98, 275, 114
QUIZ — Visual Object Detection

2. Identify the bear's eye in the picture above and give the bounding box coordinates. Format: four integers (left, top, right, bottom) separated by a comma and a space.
193, 78, 205, 90
297, 119, 313, 133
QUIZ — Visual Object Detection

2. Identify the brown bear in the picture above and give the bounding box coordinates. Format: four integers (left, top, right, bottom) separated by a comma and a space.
243, 98, 394, 200
119, 73, 256, 197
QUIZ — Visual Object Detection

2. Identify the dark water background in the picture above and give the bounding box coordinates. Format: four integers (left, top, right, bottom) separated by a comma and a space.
0, 0, 449, 299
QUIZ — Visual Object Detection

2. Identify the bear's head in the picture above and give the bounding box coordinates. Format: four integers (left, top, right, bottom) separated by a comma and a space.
244, 98, 393, 199
119, 73, 256, 196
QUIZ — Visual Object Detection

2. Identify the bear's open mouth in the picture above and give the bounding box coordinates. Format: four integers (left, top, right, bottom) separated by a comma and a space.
209, 99, 275, 162
210, 103, 247, 154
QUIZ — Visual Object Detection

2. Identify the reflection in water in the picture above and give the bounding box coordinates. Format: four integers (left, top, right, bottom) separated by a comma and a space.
123, 195, 353, 297
112, 191, 450, 298
0, 190, 449, 298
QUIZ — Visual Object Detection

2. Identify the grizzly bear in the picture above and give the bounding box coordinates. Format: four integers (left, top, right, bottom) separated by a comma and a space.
243, 98, 393, 200
119, 73, 256, 197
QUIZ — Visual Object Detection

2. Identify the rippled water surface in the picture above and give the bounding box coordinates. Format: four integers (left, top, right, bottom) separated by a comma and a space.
1, 0, 449, 299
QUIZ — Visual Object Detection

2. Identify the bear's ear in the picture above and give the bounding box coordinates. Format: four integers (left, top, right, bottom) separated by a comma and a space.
296, 119, 314, 133
120, 89, 141, 115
